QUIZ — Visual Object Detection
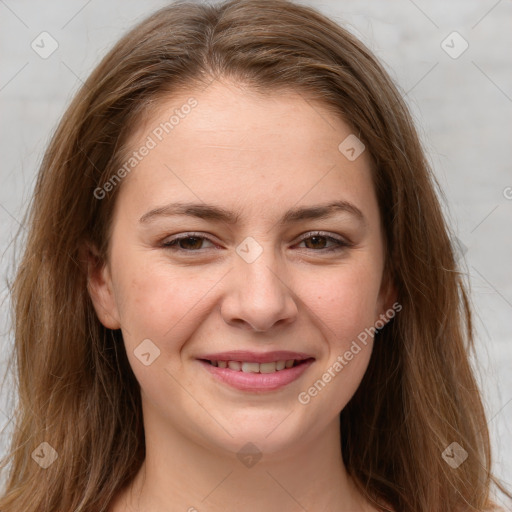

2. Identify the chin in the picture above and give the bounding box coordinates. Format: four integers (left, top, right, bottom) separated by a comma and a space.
205, 417, 309, 458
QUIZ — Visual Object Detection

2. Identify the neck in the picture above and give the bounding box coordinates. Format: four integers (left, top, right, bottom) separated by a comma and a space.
111, 401, 371, 512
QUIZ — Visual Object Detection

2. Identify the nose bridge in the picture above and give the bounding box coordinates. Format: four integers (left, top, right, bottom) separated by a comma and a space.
237, 236, 286, 302
239, 239, 282, 297
221, 236, 298, 331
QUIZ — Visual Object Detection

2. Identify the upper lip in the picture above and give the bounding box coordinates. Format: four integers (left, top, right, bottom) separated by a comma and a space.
197, 350, 315, 364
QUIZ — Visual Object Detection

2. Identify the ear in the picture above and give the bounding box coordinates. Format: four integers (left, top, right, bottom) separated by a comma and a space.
375, 267, 399, 326
81, 242, 121, 330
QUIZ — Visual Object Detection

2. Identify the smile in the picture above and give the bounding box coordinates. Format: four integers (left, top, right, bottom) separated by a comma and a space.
207, 359, 302, 373
198, 358, 315, 392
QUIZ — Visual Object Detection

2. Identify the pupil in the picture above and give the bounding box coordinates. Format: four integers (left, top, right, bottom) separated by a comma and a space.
306, 236, 326, 249
181, 237, 202, 250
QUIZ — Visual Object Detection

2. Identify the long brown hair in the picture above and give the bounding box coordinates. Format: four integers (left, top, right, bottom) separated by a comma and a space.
0, 1, 509, 510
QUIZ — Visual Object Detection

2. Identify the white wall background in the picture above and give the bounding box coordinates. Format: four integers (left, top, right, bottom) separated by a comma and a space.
0, 0, 510, 506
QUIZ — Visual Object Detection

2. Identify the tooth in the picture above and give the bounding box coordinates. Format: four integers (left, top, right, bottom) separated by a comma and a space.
219, 360, 298, 372
242, 362, 260, 373
259, 362, 277, 373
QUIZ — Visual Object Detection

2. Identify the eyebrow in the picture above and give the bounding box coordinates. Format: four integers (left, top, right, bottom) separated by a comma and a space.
139, 200, 366, 227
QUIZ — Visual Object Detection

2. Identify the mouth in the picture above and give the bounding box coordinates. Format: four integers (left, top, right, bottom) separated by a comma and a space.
200, 358, 312, 373
196, 352, 315, 392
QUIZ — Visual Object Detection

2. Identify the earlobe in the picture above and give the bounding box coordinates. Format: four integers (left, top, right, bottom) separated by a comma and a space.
81, 243, 121, 330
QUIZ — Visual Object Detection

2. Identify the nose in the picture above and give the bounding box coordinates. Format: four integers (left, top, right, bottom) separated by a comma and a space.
220, 246, 298, 333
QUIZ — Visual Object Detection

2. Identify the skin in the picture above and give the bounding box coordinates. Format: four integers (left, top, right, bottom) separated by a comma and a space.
87, 79, 396, 512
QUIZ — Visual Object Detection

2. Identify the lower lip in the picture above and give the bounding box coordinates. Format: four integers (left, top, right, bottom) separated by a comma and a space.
198, 359, 314, 392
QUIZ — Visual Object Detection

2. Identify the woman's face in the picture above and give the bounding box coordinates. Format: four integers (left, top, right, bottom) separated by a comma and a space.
88, 80, 395, 456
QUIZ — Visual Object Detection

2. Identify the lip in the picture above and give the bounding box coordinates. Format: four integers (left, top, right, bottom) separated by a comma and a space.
197, 355, 315, 392
197, 350, 313, 363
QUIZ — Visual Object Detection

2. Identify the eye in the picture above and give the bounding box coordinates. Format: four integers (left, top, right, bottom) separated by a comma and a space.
161, 233, 216, 251
294, 231, 351, 253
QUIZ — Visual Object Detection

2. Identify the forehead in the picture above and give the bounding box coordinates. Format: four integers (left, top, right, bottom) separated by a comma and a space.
135, 81, 355, 156
114, 80, 376, 222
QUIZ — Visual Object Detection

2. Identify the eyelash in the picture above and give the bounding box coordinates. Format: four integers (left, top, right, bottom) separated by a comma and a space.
161, 231, 351, 254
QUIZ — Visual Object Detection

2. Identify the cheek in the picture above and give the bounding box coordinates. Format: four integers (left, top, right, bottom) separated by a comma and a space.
302, 260, 383, 343
296, 262, 381, 411
297, 269, 378, 417
112, 254, 225, 349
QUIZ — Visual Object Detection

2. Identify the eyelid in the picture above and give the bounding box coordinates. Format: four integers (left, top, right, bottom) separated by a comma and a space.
161, 232, 218, 249
295, 230, 351, 245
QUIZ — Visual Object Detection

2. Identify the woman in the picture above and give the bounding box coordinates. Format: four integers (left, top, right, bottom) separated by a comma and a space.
0, 0, 509, 510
